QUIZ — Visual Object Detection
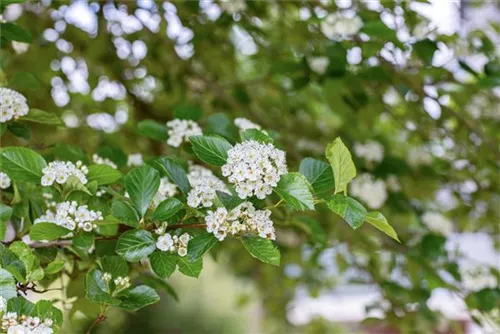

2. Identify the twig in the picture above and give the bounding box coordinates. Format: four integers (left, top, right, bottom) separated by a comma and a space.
85, 314, 107, 334
166, 223, 207, 230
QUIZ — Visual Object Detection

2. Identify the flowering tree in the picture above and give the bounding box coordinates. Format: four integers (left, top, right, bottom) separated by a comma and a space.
0, 1, 499, 333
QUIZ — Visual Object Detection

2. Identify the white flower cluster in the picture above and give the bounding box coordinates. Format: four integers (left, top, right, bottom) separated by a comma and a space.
307, 57, 330, 75
321, 13, 363, 40
187, 164, 229, 208
354, 140, 385, 164
349, 173, 388, 209
0, 88, 29, 123
460, 264, 498, 292
1, 312, 54, 334
234, 117, 261, 131
127, 153, 143, 167
11, 41, 29, 55
152, 177, 178, 207
92, 154, 117, 169
222, 141, 287, 199
220, 0, 246, 14
205, 202, 275, 241
166, 119, 202, 147
113, 276, 131, 289
421, 212, 453, 236
34, 201, 103, 232
386, 175, 401, 192
156, 232, 191, 257
407, 147, 432, 167
41, 161, 88, 186
0, 172, 11, 189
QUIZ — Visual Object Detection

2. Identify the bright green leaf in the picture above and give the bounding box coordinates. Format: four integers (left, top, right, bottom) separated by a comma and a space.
190, 135, 233, 166
187, 234, 218, 262
115, 229, 156, 262
299, 158, 334, 198
0, 23, 32, 43
326, 194, 367, 229
241, 237, 280, 266
87, 164, 122, 185
149, 251, 177, 279
151, 198, 183, 222
365, 211, 400, 242
0, 147, 47, 183
124, 165, 160, 217
177, 256, 203, 278
274, 173, 314, 211
137, 120, 168, 141
19, 108, 62, 125
150, 157, 190, 195
240, 129, 273, 143
325, 138, 356, 194
112, 200, 140, 228
118, 285, 160, 311
44, 259, 65, 275
30, 223, 71, 241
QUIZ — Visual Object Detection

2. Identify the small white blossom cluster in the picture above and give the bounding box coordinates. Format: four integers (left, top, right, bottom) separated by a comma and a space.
460, 264, 498, 292
92, 154, 117, 169
127, 153, 143, 167
166, 119, 202, 147
1, 312, 54, 334
11, 41, 30, 55
234, 117, 261, 131
407, 147, 433, 167
350, 173, 388, 209
34, 201, 103, 232
354, 140, 385, 164
0, 88, 29, 123
321, 13, 363, 40
222, 141, 287, 199
113, 276, 131, 289
156, 232, 191, 257
41, 161, 88, 186
0, 172, 11, 189
307, 57, 330, 75
205, 202, 276, 241
386, 175, 401, 192
220, 0, 246, 14
187, 164, 229, 208
421, 212, 453, 236
152, 177, 178, 207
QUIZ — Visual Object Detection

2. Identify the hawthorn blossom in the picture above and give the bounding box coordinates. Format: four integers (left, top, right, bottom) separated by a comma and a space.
187, 164, 229, 208
1, 313, 54, 334
222, 140, 287, 199
407, 147, 433, 167
34, 201, 102, 232
0, 88, 29, 123
92, 154, 117, 169
307, 57, 330, 75
349, 173, 388, 209
354, 140, 384, 164
114, 276, 131, 289
234, 117, 261, 131
220, 0, 246, 14
386, 174, 401, 192
460, 264, 498, 292
41, 161, 88, 186
0, 172, 11, 189
156, 232, 191, 257
321, 13, 363, 40
421, 212, 453, 236
127, 153, 143, 167
205, 202, 276, 241
166, 119, 202, 147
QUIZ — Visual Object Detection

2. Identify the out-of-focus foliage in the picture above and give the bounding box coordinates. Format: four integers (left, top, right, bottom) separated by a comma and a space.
0, 0, 499, 333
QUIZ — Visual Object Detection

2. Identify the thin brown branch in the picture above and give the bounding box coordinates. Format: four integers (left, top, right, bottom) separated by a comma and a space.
166, 223, 207, 230
85, 314, 106, 334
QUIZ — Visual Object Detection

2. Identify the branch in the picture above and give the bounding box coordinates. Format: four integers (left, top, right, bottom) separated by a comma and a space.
166, 223, 206, 230
85, 314, 106, 334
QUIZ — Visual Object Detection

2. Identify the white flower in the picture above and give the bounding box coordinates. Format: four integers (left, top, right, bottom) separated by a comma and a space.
187, 164, 229, 208
114, 276, 131, 289
11, 41, 29, 55
127, 153, 143, 167
156, 232, 191, 256
0, 172, 11, 189
92, 154, 117, 169
321, 13, 363, 40
102, 272, 112, 282
7, 325, 26, 334
34, 201, 102, 232
205, 202, 275, 241
0, 296, 6, 313
222, 140, 287, 199
354, 140, 384, 164
421, 212, 453, 236
166, 119, 202, 148
407, 147, 432, 167
0, 88, 29, 123
460, 263, 498, 292
220, 0, 246, 14
234, 118, 261, 131
31, 325, 53, 334
386, 175, 401, 192
307, 57, 330, 75
152, 177, 178, 207
349, 173, 388, 209
41, 161, 88, 187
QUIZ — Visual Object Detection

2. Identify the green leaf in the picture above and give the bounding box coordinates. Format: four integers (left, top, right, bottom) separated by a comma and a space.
177, 257, 203, 278
0, 147, 47, 182
7, 297, 35, 316
206, 113, 238, 141
100, 255, 129, 277
139, 275, 179, 302
30, 223, 71, 241
0, 203, 12, 222
19, 108, 62, 125
187, 234, 218, 262
326, 194, 367, 229
361, 21, 398, 42
216, 191, 244, 210
0, 268, 17, 300
85, 269, 120, 305
149, 251, 177, 279
118, 285, 160, 311
137, 120, 168, 141
44, 259, 65, 275
299, 158, 334, 198
274, 173, 314, 211
112, 200, 140, 228
87, 164, 122, 185
124, 165, 160, 217
7, 122, 31, 140
190, 135, 233, 166
241, 237, 280, 266
97, 146, 127, 168
173, 103, 202, 121
9, 72, 40, 90
34, 300, 63, 326
0, 244, 27, 283
365, 211, 400, 242
115, 229, 156, 262
52, 144, 88, 164
0, 23, 32, 43
63, 175, 92, 197
9, 241, 35, 272
72, 233, 94, 259
240, 129, 273, 143
151, 198, 183, 222
325, 137, 356, 194
413, 39, 438, 65
150, 158, 190, 195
